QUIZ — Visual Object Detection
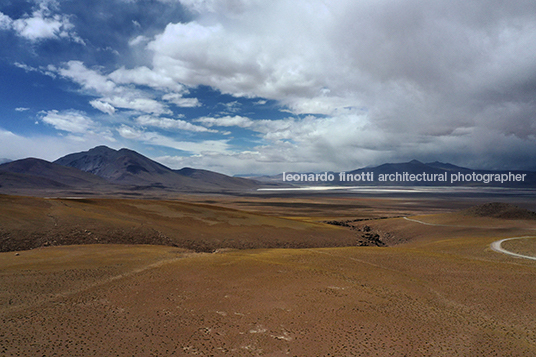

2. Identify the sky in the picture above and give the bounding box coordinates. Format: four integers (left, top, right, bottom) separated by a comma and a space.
0, 0, 535, 175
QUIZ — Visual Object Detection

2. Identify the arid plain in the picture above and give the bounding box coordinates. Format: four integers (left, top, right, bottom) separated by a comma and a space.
1, 193, 535, 356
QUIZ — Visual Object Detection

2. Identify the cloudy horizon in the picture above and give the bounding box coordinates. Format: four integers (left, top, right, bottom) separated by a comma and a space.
1, 0, 535, 175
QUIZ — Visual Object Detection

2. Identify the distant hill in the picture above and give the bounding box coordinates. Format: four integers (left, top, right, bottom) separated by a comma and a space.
0, 158, 111, 189
175, 167, 259, 190
461, 202, 536, 220
259, 160, 536, 187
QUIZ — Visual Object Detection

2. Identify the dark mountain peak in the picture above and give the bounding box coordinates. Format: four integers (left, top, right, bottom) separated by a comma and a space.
90, 145, 116, 152
117, 147, 136, 153
54, 145, 175, 184
81, 145, 118, 157
408, 159, 424, 165
51, 145, 260, 191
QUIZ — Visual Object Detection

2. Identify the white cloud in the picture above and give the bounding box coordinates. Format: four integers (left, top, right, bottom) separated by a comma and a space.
56, 62, 202, 114
135, 115, 216, 132
0, 128, 114, 162
6, 0, 536, 173
14, 62, 58, 78
155, 124, 536, 175
57, 61, 171, 115
221, 101, 241, 113
90, 100, 116, 115
13, 15, 65, 40
156, 151, 265, 175
40, 110, 96, 133
109, 66, 184, 92
147, 0, 536, 140
162, 93, 200, 107
117, 125, 229, 154
178, 0, 260, 17
15, 107, 30, 112
196, 115, 253, 128
106, 95, 170, 115
58, 61, 115, 94
147, 6, 340, 105
1, 2, 83, 43
38, 109, 116, 143
129, 35, 149, 46
0, 12, 13, 30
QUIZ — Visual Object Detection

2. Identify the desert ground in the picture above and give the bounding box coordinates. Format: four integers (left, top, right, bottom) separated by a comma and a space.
1, 193, 535, 356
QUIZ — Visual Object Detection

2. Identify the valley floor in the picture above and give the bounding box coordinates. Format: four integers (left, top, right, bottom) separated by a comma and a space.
0, 194, 535, 356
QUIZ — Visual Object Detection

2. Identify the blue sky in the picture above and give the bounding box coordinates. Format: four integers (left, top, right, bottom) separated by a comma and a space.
1, 0, 536, 175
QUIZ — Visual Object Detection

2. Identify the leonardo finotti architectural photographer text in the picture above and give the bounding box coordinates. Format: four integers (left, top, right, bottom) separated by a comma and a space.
282, 171, 527, 184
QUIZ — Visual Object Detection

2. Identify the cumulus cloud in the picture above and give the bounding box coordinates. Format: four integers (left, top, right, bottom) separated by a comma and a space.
40, 110, 96, 133
57, 61, 171, 115
0, 1, 83, 43
117, 125, 229, 154
54, 61, 205, 115
0, 12, 13, 30
38, 109, 116, 143
196, 115, 253, 128
139, 0, 536, 171
90, 100, 116, 115
162, 93, 200, 107
135, 115, 216, 132
149, 3, 533, 122
109, 66, 185, 92
57, 61, 115, 94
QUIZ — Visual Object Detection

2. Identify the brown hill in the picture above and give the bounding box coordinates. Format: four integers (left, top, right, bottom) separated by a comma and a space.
461, 202, 536, 220
0, 195, 356, 253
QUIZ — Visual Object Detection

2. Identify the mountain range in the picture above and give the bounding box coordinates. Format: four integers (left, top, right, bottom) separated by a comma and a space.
1, 146, 535, 196
253, 160, 536, 188
0, 146, 264, 195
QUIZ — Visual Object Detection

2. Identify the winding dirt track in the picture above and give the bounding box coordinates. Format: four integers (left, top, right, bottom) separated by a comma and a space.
404, 216, 536, 261
490, 237, 536, 261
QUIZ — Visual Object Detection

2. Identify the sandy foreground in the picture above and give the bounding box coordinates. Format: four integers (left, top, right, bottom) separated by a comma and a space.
1, 197, 535, 356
